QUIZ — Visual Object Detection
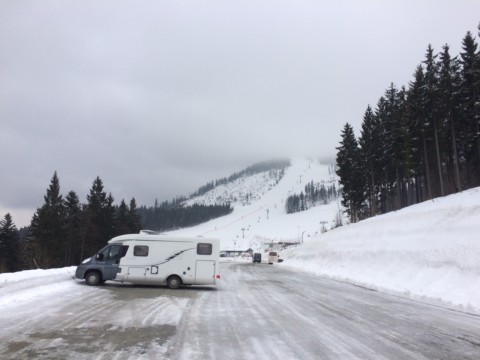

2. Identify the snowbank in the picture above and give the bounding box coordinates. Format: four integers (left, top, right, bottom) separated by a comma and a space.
0, 267, 76, 308
282, 187, 480, 314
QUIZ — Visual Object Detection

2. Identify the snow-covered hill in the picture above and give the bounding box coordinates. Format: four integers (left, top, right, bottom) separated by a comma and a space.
171, 159, 480, 314
173, 159, 343, 251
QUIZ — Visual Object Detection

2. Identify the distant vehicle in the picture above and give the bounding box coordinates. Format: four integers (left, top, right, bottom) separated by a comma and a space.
253, 253, 262, 263
268, 251, 279, 264
75, 232, 220, 289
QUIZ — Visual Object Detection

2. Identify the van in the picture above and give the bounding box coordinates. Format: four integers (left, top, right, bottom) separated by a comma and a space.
268, 251, 279, 264
75, 232, 220, 289
252, 253, 262, 263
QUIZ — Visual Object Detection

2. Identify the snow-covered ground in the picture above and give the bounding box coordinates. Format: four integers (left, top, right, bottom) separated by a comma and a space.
1, 158, 479, 316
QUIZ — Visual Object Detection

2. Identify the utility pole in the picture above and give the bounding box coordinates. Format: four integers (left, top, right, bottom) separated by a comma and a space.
233, 238, 237, 262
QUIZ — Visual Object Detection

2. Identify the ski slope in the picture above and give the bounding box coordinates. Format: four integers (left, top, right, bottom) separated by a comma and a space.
174, 158, 342, 251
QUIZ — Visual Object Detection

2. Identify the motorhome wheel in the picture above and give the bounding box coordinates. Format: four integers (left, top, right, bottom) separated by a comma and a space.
85, 271, 101, 286
167, 275, 181, 289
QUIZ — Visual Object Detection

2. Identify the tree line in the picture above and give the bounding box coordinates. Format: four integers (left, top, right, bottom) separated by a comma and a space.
138, 202, 232, 231
190, 159, 290, 197
0, 172, 143, 272
285, 181, 339, 214
336, 26, 480, 223
0, 171, 235, 273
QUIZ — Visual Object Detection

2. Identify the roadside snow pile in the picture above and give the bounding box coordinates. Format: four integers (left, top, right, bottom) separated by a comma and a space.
282, 187, 480, 314
0, 267, 76, 308
0, 267, 75, 283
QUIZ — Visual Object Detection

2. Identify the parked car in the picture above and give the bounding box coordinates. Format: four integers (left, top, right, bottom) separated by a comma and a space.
253, 253, 262, 263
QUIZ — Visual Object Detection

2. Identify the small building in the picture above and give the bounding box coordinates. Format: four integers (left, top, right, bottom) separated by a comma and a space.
220, 248, 253, 257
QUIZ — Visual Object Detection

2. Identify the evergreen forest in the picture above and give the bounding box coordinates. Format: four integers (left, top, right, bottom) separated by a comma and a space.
336, 26, 480, 223
0, 173, 142, 272
138, 202, 232, 231
285, 182, 339, 214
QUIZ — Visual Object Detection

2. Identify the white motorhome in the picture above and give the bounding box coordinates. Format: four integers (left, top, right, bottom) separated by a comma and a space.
75, 231, 220, 289
268, 251, 279, 264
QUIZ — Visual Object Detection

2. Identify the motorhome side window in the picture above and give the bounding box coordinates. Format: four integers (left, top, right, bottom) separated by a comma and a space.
197, 243, 212, 255
134, 245, 149, 257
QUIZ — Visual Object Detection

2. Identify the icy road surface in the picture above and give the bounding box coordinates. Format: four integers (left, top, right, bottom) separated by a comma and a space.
1, 263, 479, 359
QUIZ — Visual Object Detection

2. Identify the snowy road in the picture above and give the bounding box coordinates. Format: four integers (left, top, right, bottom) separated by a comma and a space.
1, 263, 479, 359
174, 263, 480, 359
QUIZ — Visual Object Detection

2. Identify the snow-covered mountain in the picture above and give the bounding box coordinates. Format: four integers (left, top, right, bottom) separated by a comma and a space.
173, 158, 344, 251
171, 158, 480, 314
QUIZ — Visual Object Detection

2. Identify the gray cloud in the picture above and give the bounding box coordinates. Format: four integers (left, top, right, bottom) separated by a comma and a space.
1, 0, 479, 226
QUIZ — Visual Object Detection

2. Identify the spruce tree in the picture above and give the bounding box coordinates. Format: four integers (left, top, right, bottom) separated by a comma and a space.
128, 198, 141, 233
84, 177, 113, 256
64, 191, 84, 265
423, 45, 445, 197
336, 123, 364, 222
115, 199, 130, 236
359, 105, 381, 216
30, 172, 66, 268
0, 213, 20, 273
377, 84, 409, 210
408, 65, 433, 201
438, 44, 463, 192
459, 31, 480, 184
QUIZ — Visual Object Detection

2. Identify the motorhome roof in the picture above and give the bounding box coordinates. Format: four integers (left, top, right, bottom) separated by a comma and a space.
139, 230, 167, 235
108, 234, 218, 244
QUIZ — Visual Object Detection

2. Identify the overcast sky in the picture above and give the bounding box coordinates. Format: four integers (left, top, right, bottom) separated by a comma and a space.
1, 1, 479, 227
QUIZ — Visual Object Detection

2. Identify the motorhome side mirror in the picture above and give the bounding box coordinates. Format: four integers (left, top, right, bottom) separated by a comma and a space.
96, 253, 104, 261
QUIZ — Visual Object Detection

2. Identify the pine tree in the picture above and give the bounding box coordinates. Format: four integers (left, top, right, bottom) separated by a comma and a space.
128, 198, 141, 233
115, 199, 130, 236
64, 191, 84, 265
105, 193, 116, 240
376, 84, 410, 210
336, 123, 364, 222
30, 172, 66, 268
459, 31, 480, 184
0, 213, 20, 273
408, 65, 433, 201
358, 105, 381, 216
423, 45, 446, 197
438, 44, 463, 192
84, 177, 113, 257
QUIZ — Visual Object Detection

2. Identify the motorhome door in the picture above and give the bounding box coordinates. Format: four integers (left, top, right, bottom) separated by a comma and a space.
195, 260, 215, 284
